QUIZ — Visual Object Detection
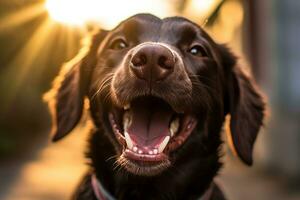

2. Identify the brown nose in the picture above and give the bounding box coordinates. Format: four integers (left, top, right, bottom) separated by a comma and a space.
130, 44, 175, 82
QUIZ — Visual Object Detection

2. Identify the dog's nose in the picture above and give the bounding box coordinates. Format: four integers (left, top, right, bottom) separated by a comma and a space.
130, 44, 175, 82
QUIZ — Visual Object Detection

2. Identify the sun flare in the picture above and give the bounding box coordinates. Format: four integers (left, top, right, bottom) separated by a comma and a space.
45, 0, 175, 28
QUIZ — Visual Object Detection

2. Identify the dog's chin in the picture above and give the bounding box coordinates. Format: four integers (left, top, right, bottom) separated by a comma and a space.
117, 154, 171, 176
107, 95, 198, 176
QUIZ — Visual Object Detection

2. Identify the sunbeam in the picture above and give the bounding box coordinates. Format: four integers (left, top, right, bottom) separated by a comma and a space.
0, 2, 46, 31
1, 18, 56, 111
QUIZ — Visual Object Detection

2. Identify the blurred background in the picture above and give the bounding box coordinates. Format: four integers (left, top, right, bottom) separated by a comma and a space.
0, 0, 299, 199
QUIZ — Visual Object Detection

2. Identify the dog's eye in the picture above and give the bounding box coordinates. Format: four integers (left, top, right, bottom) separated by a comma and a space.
188, 45, 207, 57
110, 39, 128, 50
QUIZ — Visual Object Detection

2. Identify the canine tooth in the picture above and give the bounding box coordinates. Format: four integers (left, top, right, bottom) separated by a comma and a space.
124, 131, 134, 150
170, 118, 180, 137
153, 149, 158, 154
123, 111, 131, 131
124, 103, 130, 110
158, 136, 170, 153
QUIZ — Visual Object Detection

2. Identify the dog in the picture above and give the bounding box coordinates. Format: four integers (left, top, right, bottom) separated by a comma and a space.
46, 14, 265, 200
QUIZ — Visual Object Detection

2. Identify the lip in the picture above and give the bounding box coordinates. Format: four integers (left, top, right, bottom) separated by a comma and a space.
124, 149, 168, 162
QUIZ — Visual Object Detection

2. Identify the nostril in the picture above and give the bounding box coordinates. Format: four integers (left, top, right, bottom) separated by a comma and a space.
158, 56, 174, 69
131, 53, 147, 67
130, 45, 176, 82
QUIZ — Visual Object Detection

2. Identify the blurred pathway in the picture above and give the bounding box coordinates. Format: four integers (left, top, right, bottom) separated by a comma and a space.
0, 125, 88, 200
1, 126, 300, 200
217, 153, 300, 200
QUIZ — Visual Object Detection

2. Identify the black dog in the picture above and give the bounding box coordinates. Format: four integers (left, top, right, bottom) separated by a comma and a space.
46, 14, 265, 200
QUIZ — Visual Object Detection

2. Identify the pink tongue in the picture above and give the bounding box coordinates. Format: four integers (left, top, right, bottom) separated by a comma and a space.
127, 98, 173, 148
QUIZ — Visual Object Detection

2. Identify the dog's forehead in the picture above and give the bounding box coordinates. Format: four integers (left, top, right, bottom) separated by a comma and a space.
113, 14, 204, 43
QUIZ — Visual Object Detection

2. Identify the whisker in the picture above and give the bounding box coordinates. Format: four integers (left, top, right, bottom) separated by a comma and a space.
91, 74, 114, 101
105, 155, 118, 162
189, 74, 215, 83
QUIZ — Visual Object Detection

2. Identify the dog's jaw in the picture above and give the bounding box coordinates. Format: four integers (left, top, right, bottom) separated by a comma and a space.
88, 124, 222, 199
107, 96, 198, 176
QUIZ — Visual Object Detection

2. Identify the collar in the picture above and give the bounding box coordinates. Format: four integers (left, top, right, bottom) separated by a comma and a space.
91, 174, 116, 200
91, 174, 213, 200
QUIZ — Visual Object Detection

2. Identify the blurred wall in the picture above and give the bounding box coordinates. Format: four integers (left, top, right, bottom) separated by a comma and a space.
269, 0, 300, 178
246, 0, 300, 180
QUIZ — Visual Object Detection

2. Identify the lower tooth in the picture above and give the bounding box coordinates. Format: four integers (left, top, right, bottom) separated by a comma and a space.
124, 132, 133, 150
158, 136, 170, 153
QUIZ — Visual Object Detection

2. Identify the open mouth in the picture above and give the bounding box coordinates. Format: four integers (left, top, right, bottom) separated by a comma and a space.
108, 96, 197, 175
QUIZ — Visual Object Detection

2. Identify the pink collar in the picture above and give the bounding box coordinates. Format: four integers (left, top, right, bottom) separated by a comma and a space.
91, 174, 213, 200
91, 174, 115, 200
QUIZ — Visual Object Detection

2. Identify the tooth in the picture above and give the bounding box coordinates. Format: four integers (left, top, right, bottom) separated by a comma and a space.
148, 150, 153, 155
124, 103, 130, 110
133, 146, 138, 152
170, 118, 180, 137
138, 150, 143, 154
124, 131, 134, 150
158, 136, 170, 153
153, 149, 158, 154
123, 111, 131, 131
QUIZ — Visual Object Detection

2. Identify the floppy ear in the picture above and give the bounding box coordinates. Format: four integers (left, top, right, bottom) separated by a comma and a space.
220, 45, 265, 165
45, 30, 107, 141
49, 58, 87, 142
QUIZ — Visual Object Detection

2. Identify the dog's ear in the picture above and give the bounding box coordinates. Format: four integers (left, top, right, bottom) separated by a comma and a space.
220, 45, 265, 165
45, 30, 107, 142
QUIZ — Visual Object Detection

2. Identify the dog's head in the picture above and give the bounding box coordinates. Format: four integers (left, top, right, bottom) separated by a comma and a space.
47, 14, 265, 176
